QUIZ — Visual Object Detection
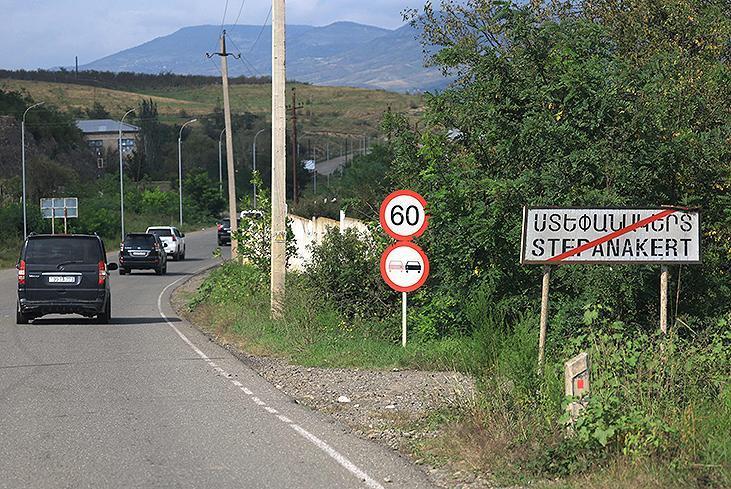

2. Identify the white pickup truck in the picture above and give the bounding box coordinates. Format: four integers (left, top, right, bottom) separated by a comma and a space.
146, 226, 186, 261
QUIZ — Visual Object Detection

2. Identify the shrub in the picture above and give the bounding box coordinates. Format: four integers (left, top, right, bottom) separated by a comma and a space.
304, 227, 395, 319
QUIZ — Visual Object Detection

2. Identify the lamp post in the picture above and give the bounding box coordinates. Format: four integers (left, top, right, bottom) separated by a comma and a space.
119, 108, 135, 241
252, 128, 267, 208
178, 118, 197, 227
218, 127, 226, 196
21, 102, 44, 239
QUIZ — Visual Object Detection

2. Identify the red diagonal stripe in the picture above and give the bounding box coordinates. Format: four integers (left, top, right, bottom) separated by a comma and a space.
548, 209, 678, 262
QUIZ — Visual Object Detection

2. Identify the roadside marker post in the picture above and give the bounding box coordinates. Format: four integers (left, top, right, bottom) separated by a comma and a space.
520, 207, 701, 367
379, 190, 430, 347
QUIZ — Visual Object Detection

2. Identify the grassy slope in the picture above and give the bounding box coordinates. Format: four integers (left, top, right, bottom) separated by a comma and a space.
0, 78, 423, 134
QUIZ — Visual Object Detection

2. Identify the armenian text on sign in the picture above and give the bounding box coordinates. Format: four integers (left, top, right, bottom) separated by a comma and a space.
520, 208, 701, 265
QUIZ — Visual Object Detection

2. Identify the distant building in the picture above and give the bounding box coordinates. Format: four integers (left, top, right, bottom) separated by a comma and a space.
76, 119, 140, 168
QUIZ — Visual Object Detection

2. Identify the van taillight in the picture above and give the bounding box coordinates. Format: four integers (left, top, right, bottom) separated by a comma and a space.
98, 261, 107, 285
120, 242, 125, 252
217, 224, 223, 231
18, 260, 26, 285
171, 234, 177, 242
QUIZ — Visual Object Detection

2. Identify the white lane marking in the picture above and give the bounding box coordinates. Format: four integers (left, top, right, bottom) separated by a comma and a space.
157, 264, 383, 489
157, 273, 210, 361
264, 406, 278, 414
290, 424, 386, 489
231, 380, 243, 387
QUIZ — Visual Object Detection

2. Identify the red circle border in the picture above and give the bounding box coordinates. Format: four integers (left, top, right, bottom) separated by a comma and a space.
379, 189, 429, 241
380, 241, 430, 293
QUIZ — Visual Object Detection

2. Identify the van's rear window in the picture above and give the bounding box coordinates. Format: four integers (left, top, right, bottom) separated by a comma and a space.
24, 237, 102, 265
149, 229, 172, 237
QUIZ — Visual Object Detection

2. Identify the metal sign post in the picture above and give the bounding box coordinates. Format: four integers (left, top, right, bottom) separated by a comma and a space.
379, 190, 430, 347
402, 292, 407, 348
521, 207, 702, 366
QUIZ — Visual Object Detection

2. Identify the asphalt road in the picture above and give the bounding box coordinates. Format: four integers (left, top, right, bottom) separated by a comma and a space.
0, 229, 435, 489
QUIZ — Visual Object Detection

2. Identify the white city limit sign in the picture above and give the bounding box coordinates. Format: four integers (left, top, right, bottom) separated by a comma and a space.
521, 208, 701, 265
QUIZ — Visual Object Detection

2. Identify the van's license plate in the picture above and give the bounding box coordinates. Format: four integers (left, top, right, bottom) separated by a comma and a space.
49, 276, 75, 283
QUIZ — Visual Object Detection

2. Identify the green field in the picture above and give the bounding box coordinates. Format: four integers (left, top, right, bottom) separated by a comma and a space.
0, 78, 423, 135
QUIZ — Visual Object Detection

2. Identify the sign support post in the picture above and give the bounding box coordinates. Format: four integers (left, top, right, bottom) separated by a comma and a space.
660, 265, 669, 334
51, 215, 55, 235
63, 206, 68, 234
402, 292, 407, 348
539, 265, 551, 369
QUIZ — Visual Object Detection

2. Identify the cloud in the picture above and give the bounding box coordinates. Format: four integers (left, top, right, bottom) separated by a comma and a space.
0, 0, 423, 69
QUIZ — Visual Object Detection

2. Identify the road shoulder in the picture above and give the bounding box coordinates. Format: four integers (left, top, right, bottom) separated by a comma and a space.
171, 265, 493, 489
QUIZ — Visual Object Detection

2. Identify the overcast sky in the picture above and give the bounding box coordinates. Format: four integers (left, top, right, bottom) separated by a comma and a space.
0, 0, 424, 70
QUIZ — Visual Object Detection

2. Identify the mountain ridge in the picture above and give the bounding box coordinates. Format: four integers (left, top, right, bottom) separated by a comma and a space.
80, 22, 448, 92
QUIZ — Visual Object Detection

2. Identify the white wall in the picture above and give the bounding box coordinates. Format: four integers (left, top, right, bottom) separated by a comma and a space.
287, 211, 369, 271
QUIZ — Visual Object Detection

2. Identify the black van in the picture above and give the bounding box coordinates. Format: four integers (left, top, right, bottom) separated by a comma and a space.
16, 234, 118, 324
119, 233, 167, 275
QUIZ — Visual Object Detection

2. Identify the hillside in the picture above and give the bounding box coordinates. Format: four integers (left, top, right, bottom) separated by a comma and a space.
0, 78, 423, 135
79, 22, 448, 92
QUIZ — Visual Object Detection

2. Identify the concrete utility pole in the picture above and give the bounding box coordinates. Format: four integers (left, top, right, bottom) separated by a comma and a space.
218, 128, 226, 197
119, 108, 135, 241
253, 128, 267, 208
290, 87, 301, 203
21, 102, 44, 239
271, 0, 287, 318
178, 118, 197, 227
209, 31, 241, 258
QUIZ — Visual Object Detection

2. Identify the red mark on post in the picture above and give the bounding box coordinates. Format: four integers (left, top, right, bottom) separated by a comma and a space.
577, 378, 585, 390
548, 209, 678, 263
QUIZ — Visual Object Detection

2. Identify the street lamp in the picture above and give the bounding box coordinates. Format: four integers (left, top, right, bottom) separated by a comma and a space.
252, 128, 267, 208
178, 118, 197, 227
21, 101, 44, 239
218, 127, 226, 197
119, 108, 135, 241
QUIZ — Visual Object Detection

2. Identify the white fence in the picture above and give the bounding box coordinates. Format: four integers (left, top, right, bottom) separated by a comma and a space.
288, 211, 370, 271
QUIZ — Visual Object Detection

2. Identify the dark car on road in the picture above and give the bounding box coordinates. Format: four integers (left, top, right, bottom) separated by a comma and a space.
217, 218, 236, 246
16, 234, 118, 324
119, 233, 167, 275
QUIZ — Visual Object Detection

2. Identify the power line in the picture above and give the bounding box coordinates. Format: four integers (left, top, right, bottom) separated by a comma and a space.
232, 0, 247, 26
224, 0, 260, 77
249, 6, 272, 54
219, 0, 230, 37
227, 35, 261, 78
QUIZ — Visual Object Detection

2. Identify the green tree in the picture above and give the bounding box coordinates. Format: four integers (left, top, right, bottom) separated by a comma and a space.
85, 102, 110, 119
133, 98, 163, 181
387, 0, 731, 333
183, 169, 225, 218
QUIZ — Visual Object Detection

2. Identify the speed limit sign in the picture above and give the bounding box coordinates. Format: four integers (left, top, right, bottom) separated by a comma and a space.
379, 189, 428, 240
